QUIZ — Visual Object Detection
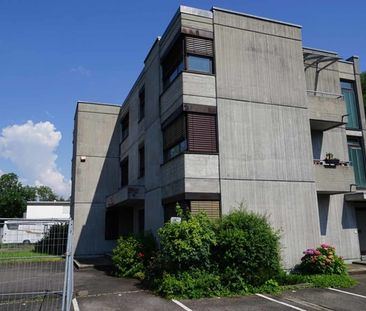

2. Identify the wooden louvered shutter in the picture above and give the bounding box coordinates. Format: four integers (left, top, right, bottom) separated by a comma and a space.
185, 36, 213, 57
163, 114, 186, 150
190, 201, 220, 219
187, 113, 217, 153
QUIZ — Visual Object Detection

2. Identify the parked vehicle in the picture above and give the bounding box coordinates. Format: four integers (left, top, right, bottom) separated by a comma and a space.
0, 220, 51, 244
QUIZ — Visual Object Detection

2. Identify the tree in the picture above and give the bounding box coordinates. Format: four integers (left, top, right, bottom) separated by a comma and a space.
0, 173, 62, 218
361, 72, 366, 112
36, 185, 58, 201
0, 173, 27, 218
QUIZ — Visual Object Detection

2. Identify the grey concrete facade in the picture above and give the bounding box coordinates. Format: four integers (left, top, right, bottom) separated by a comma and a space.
71, 5, 366, 268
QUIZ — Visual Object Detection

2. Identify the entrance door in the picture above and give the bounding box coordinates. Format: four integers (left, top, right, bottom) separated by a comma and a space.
356, 209, 366, 256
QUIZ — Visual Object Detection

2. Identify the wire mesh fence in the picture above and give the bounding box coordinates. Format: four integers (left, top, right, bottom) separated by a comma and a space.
0, 219, 73, 311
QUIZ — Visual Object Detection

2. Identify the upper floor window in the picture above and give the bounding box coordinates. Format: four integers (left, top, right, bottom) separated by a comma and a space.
139, 144, 145, 178
162, 111, 217, 162
121, 112, 129, 141
139, 87, 145, 121
348, 138, 366, 188
121, 157, 129, 187
161, 35, 214, 89
341, 81, 360, 130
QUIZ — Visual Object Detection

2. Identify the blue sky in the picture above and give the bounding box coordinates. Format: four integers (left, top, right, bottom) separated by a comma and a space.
0, 0, 365, 197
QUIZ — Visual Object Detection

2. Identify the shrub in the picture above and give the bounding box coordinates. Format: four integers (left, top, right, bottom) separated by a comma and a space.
34, 223, 68, 255
158, 212, 216, 273
158, 270, 223, 299
213, 209, 281, 287
112, 233, 156, 278
298, 244, 347, 275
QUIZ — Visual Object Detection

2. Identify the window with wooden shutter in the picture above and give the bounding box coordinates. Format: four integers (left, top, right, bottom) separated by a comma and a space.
163, 114, 186, 150
187, 113, 217, 153
163, 114, 188, 161
190, 201, 220, 219
185, 36, 213, 57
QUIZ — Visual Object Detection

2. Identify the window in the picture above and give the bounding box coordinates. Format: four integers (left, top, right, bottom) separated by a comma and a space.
187, 55, 212, 73
348, 138, 366, 187
163, 111, 218, 162
161, 35, 214, 89
139, 87, 145, 121
341, 81, 360, 129
121, 112, 129, 141
139, 144, 145, 178
185, 36, 214, 74
121, 157, 129, 187
187, 113, 217, 153
105, 210, 119, 240
190, 201, 220, 220
163, 114, 187, 161
162, 38, 184, 89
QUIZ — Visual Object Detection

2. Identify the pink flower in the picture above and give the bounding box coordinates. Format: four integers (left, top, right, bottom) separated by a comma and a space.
314, 250, 321, 256
321, 243, 331, 249
304, 248, 316, 255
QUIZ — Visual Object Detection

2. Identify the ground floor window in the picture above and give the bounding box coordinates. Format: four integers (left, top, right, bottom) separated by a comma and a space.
163, 200, 220, 222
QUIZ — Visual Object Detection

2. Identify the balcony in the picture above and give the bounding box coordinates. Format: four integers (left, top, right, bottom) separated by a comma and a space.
314, 160, 355, 194
307, 91, 347, 131
106, 185, 145, 208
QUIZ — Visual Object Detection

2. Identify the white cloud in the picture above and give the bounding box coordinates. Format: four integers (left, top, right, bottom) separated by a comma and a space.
70, 65, 91, 77
0, 121, 71, 197
0, 169, 3, 176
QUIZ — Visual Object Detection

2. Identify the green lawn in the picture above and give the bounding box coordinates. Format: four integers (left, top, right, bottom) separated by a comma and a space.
0, 245, 63, 263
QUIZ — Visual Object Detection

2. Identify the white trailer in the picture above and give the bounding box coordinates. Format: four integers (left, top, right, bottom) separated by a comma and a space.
0, 220, 51, 244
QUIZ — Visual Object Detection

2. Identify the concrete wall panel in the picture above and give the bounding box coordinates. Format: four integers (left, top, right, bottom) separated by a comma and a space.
214, 25, 306, 108
318, 194, 360, 260
213, 10, 301, 40
220, 179, 320, 268
217, 98, 314, 181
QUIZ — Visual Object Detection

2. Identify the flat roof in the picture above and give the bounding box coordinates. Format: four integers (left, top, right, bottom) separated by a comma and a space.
212, 6, 302, 28
27, 201, 70, 205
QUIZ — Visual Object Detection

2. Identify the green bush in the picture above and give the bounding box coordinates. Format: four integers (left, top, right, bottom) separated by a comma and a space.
158, 212, 216, 272
34, 223, 68, 255
158, 270, 223, 299
298, 244, 347, 275
112, 233, 156, 278
213, 209, 281, 287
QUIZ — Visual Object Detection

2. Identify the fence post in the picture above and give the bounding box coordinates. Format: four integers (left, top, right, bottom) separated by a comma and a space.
62, 219, 74, 311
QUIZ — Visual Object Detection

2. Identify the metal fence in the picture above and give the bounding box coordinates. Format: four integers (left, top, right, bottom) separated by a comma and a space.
0, 219, 73, 311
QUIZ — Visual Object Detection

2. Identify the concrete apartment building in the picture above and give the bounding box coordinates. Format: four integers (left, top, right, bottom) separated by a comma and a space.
71, 6, 366, 268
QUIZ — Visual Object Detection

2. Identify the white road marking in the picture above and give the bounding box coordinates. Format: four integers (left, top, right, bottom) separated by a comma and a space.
172, 299, 193, 311
256, 294, 307, 311
72, 298, 80, 311
328, 287, 366, 299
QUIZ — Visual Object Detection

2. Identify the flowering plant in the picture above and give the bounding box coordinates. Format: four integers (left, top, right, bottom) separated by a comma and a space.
298, 244, 346, 275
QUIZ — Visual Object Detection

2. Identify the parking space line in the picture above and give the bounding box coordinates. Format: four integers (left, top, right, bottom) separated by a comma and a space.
256, 294, 307, 311
328, 288, 366, 299
172, 299, 193, 311
72, 298, 80, 311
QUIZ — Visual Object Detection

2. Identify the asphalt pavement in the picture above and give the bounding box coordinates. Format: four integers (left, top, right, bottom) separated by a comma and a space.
73, 268, 366, 311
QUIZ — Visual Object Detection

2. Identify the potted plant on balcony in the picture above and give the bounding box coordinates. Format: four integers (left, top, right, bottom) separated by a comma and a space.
324, 152, 340, 166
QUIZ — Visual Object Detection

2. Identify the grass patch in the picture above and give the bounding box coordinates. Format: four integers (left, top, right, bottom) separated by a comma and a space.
0, 245, 63, 264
